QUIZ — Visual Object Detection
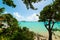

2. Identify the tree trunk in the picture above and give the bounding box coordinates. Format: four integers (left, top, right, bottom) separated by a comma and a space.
48, 30, 52, 40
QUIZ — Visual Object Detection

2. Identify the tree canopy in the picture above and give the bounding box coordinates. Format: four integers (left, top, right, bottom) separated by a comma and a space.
0, 14, 35, 40
39, 0, 60, 21
0, 0, 16, 14
2, 0, 16, 8
22, 0, 41, 10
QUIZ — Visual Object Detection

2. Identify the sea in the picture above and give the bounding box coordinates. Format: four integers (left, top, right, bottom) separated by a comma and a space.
19, 21, 60, 34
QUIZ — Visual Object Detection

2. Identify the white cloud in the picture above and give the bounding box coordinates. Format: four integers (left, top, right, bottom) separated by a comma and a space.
26, 13, 39, 21
13, 12, 39, 21
13, 12, 25, 21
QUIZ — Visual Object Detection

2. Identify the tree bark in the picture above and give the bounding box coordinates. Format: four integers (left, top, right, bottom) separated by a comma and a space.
48, 19, 52, 40
48, 30, 52, 40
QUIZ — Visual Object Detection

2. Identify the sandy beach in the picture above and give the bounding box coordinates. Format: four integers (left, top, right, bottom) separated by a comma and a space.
34, 31, 60, 40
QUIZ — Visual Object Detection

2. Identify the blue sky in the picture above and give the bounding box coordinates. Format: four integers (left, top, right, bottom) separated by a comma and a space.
0, 0, 53, 21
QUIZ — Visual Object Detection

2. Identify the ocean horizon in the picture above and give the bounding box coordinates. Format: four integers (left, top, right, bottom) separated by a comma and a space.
19, 21, 60, 34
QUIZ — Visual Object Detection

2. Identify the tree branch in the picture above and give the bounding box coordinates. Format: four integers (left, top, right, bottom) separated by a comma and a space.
44, 22, 49, 31
51, 22, 55, 30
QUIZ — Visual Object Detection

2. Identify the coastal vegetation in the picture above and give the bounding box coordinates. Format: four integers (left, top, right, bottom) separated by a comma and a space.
0, 0, 60, 40
0, 14, 35, 40
0, 0, 35, 40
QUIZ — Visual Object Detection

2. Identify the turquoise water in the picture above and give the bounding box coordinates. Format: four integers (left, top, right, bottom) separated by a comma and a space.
19, 21, 60, 34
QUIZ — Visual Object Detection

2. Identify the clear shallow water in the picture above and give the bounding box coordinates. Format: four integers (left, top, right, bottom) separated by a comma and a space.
19, 21, 60, 34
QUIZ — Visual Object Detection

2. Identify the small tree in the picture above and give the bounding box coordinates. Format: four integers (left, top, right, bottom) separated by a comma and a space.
38, 3, 60, 40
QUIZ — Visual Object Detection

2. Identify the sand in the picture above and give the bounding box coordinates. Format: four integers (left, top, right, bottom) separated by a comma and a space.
34, 31, 60, 40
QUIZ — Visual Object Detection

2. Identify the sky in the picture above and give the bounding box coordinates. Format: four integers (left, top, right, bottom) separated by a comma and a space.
0, 0, 53, 21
